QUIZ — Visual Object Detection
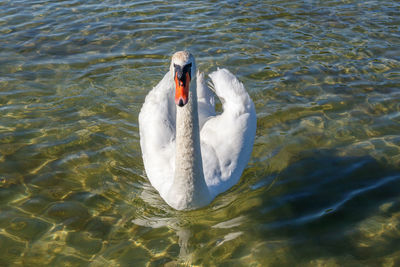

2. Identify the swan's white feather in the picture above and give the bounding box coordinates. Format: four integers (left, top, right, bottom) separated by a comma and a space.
201, 68, 256, 197
139, 67, 256, 206
139, 71, 176, 197
196, 71, 216, 128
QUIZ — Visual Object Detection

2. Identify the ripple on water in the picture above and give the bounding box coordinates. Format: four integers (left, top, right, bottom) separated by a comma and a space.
1, 0, 400, 266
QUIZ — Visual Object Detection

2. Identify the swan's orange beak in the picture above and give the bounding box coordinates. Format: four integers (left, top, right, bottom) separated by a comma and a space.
175, 72, 190, 107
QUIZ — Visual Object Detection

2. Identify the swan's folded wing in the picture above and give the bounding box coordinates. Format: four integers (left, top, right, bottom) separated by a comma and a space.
139, 71, 176, 195
200, 68, 257, 197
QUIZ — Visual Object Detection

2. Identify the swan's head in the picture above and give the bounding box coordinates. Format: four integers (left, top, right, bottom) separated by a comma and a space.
170, 51, 196, 107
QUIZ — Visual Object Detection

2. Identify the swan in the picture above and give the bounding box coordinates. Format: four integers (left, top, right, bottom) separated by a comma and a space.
139, 51, 256, 210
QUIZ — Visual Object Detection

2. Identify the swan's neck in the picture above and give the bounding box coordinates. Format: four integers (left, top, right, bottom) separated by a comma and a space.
167, 82, 211, 210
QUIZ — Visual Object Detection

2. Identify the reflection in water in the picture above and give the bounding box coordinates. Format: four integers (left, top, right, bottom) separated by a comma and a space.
131, 216, 188, 264
131, 210, 193, 264
132, 185, 238, 264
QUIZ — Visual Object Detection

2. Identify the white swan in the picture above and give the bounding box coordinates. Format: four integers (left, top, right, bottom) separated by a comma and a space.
139, 51, 256, 210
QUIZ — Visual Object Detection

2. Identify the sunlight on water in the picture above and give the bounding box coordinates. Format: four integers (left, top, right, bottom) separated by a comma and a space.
0, 0, 400, 266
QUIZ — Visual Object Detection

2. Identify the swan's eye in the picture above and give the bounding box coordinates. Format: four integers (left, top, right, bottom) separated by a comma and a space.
182, 63, 192, 79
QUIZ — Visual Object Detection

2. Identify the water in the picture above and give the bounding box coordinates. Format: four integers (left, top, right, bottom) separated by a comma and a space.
1, 0, 399, 266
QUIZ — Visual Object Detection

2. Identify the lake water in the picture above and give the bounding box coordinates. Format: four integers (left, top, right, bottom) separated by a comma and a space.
1, 0, 400, 266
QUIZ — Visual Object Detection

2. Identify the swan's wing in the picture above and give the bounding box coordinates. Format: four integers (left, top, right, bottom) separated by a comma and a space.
200, 68, 257, 197
139, 71, 176, 196
196, 71, 216, 128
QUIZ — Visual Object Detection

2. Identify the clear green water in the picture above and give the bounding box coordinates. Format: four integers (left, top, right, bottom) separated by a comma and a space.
1, 0, 400, 266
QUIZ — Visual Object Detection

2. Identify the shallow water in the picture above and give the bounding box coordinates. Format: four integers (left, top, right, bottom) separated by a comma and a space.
1, 0, 400, 266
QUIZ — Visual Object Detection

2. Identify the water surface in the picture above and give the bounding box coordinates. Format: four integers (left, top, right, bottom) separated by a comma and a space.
1, 0, 400, 266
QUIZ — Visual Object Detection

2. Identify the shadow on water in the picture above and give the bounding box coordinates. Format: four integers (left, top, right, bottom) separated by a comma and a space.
130, 149, 400, 266
245, 149, 400, 265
